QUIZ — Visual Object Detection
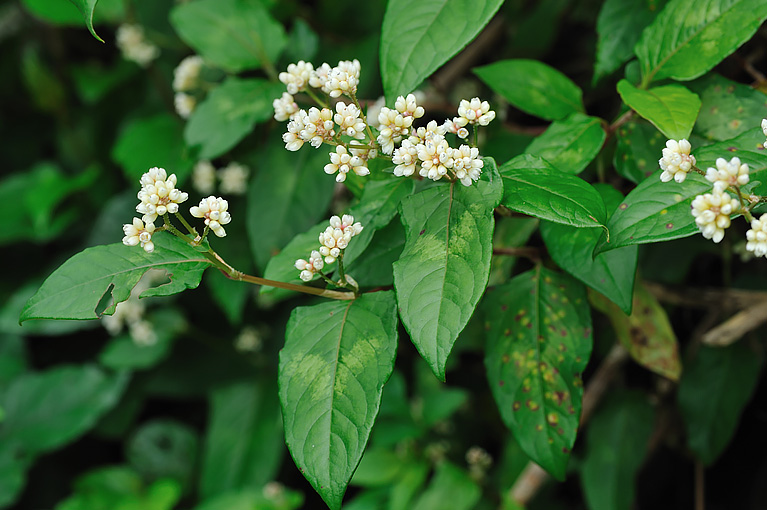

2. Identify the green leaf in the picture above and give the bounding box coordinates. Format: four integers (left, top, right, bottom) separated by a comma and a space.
393, 162, 503, 380
689, 73, 767, 142
127, 419, 199, 492
192, 489, 303, 510
67, 0, 103, 42
593, 0, 664, 82
581, 391, 655, 510
678, 343, 762, 465
380, 0, 504, 101
344, 220, 406, 288
99, 309, 184, 370
524, 113, 606, 175
589, 283, 681, 381
635, 0, 767, 86
22, 0, 123, 26
484, 267, 593, 480
247, 141, 335, 271
0, 364, 127, 454
351, 448, 404, 487
200, 379, 284, 498
112, 113, 193, 183
474, 59, 584, 121
540, 184, 637, 314
617, 79, 701, 140
613, 119, 667, 184
185, 78, 285, 160
410, 462, 480, 510
170, 0, 286, 73
21, 233, 210, 322
259, 220, 326, 300
279, 291, 399, 510
499, 154, 607, 230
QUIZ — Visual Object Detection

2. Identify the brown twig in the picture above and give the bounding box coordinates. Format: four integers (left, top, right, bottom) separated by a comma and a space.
507, 344, 630, 506
492, 246, 541, 261
695, 461, 705, 510
643, 281, 767, 309
702, 299, 767, 346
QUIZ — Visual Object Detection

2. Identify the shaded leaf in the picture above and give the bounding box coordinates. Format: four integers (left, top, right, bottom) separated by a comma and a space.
589, 283, 681, 381
185, 78, 285, 160
191, 489, 303, 510
279, 291, 399, 510
678, 343, 762, 465
98, 309, 185, 371
259, 220, 326, 300
689, 74, 767, 142
635, 0, 767, 86
524, 113, 606, 175
21, 233, 210, 321
617, 79, 701, 140
484, 267, 592, 479
67, 0, 103, 42
344, 220, 406, 288
411, 462, 480, 510
499, 154, 607, 230
380, 0, 504, 101
127, 419, 199, 492
613, 119, 666, 184
474, 59, 584, 121
393, 161, 503, 380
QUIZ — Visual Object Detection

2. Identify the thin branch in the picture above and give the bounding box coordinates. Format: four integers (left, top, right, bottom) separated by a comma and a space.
643, 281, 767, 309
492, 246, 541, 261
702, 299, 767, 346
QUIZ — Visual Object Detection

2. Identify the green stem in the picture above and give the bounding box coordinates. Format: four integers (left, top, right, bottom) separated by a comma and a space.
472, 124, 479, 148
162, 215, 194, 244
733, 185, 755, 222
305, 87, 328, 108
351, 91, 377, 147
174, 212, 198, 237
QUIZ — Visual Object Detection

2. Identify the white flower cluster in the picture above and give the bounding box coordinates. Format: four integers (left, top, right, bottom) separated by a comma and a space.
659, 139, 695, 183
116, 24, 159, 68
190, 196, 232, 237
191, 160, 250, 195
705, 157, 749, 192
122, 217, 156, 253
295, 215, 363, 282
377, 93, 426, 154
172, 55, 204, 119
136, 167, 189, 223
283, 107, 336, 151
762, 119, 767, 147
691, 192, 739, 243
102, 269, 166, 346
747, 214, 767, 257
324, 143, 375, 183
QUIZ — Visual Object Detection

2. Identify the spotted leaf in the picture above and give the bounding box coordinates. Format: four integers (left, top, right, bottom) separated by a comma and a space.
484, 266, 593, 480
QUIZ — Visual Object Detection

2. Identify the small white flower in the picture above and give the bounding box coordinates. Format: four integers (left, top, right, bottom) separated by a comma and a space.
283, 113, 306, 151
762, 118, 767, 138
392, 139, 419, 177
174, 92, 196, 119
295, 250, 324, 282
452, 145, 484, 186
129, 319, 157, 346
234, 326, 262, 352
192, 160, 216, 195
417, 136, 453, 181
377, 106, 414, 155
659, 139, 695, 183
746, 214, 767, 257
279, 60, 314, 95
322, 59, 360, 98
457, 97, 495, 127
116, 24, 159, 67
691, 191, 739, 243
190, 196, 232, 237
136, 167, 189, 223
324, 145, 371, 182
705, 157, 749, 192
334, 102, 366, 139
173, 55, 203, 92
309, 62, 332, 89
443, 118, 469, 139
409, 120, 447, 145
122, 217, 156, 253
273, 92, 299, 122
300, 107, 336, 147
218, 162, 249, 195
395, 93, 425, 119
318, 215, 363, 264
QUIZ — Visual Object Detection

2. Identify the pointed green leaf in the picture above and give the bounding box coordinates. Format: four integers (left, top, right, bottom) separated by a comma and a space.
593, 0, 664, 82
524, 113, 606, 175
484, 267, 593, 480
613, 119, 667, 184
380, 0, 504, 101
678, 343, 762, 465
590, 284, 681, 381
581, 391, 655, 510
411, 462, 480, 510
68, 0, 103, 42
185, 78, 285, 160
279, 291, 399, 510
499, 154, 607, 230
170, 0, 286, 73
689, 74, 767, 142
393, 161, 502, 380
540, 185, 637, 314
635, 0, 767, 86
617, 80, 701, 140
20, 233, 210, 322
474, 59, 584, 121
598, 128, 767, 254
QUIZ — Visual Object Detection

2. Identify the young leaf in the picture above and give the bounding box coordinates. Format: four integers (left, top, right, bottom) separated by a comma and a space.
68, 0, 103, 42
635, 0, 767, 86
678, 343, 762, 465
20, 233, 211, 322
380, 0, 504, 101
593, 0, 663, 82
589, 284, 681, 381
484, 266, 593, 480
279, 291, 399, 510
689, 74, 767, 142
524, 113, 606, 175
499, 154, 608, 230
170, 0, 286, 73
540, 184, 637, 314
247, 139, 335, 272
613, 119, 666, 184
474, 59, 584, 121
184, 78, 285, 160
393, 161, 503, 381
581, 391, 655, 510
410, 462, 480, 510
617, 79, 701, 140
